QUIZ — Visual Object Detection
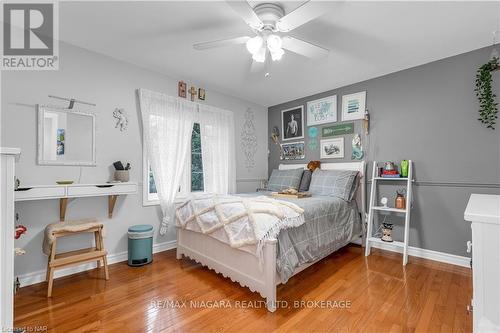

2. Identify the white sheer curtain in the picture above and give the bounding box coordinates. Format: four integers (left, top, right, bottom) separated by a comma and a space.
139, 89, 196, 235
199, 105, 236, 194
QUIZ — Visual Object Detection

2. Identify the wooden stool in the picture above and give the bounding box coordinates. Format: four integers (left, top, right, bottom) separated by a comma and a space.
44, 221, 109, 297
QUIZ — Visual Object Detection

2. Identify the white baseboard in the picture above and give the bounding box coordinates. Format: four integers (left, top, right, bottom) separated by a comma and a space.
370, 241, 471, 268
18, 240, 177, 288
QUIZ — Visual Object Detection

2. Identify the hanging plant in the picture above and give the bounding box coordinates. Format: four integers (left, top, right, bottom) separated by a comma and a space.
475, 57, 499, 129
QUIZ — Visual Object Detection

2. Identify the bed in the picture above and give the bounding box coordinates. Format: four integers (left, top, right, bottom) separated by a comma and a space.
176, 161, 366, 312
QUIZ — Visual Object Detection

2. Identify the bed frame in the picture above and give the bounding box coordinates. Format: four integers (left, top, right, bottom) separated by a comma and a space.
176, 161, 366, 312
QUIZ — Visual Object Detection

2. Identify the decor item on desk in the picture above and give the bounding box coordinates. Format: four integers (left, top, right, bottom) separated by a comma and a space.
321, 123, 354, 137
380, 197, 388, 208
240, 108, 258, 171
381, 223, 394, 242
198, 88, 206, 101
14, 177, 20, 190
395, 189, 406, 209
400, 160, 409, 178
351, 134, 364, 160
306, 95, 337, 126
113, 160, 131, 182
188, 86, 197, 101
113, 108, 128, 131
307, 160, 321, 171
342, 91, 366, 121
475, 56, 498, 129
56, 180, 74, 185
281, 141, 305, 160
178, 81, 187, 98
281, 106, 304, 141
56, 128, 65, 155
320, 137, 344, 159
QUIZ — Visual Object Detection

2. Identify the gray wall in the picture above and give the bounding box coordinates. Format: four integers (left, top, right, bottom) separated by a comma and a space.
268, 46, 500, 257
1, 42, 268, 278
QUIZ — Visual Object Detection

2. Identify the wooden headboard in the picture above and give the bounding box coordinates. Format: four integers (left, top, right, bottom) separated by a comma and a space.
278, 161, 366, 221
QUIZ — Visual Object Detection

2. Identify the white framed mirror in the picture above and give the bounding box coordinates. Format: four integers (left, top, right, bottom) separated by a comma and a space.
37, 105, 96, 166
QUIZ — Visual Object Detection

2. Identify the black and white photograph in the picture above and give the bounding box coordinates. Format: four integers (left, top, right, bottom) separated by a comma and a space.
320, 137, 345, 159
281, 106, 304, 141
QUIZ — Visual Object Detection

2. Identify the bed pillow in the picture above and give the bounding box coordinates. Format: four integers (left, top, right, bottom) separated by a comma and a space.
348, 173, 361, 201
267, 168, 304, 192
309, 169, 359, 201
299, 170, 312, 192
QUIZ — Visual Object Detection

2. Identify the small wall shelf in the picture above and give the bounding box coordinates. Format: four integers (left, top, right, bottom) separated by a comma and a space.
15, 182, 137, 221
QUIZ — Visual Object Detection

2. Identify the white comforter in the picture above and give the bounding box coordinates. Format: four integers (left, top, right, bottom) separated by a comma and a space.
176, 194, 305, 256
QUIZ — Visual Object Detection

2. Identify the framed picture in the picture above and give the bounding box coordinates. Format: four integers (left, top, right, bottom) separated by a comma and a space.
178, 81, 187, 98
341, 91, 366, 121
281, 106, 304, 141
198, 88, 206, 100
306, 95, 337, 126
281, 141, 305, 160
320, 137, 344, 159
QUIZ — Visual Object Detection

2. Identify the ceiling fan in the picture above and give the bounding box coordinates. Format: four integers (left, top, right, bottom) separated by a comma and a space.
193, 1, 330, 64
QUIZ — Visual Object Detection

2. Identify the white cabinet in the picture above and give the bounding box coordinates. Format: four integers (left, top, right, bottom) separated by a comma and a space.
464, 194, 500, 333
0, 148, 20, 331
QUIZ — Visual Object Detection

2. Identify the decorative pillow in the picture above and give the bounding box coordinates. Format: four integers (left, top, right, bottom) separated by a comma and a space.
299, 170, 312, 192
348, 173, 361, 201
309, 169, 359, 201
267, 168, 304, 192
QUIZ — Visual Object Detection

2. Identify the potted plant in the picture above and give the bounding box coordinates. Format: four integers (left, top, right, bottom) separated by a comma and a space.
475, 56, 499, 129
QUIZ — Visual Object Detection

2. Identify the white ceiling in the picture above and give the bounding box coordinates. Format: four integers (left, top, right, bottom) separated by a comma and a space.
59, 1, 500, 107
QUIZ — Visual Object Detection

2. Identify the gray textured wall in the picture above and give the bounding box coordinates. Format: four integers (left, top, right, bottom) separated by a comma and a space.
268, 46, 500, 257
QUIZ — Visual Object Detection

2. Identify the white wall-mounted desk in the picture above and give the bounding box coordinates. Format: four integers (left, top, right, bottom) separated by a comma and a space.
15, 182, 138, 221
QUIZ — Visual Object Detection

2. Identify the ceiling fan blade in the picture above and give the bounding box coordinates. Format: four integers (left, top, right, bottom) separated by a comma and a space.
282, 36, 329, 59
277, 1, 330, 32
193, 36, 251, 50
226, 1, 263, 30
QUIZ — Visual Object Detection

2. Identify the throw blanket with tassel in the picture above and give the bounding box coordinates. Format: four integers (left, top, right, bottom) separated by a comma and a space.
176, 194, 305, 257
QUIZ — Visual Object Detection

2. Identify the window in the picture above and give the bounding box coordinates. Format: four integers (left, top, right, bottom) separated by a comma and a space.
143, 123, 203, 206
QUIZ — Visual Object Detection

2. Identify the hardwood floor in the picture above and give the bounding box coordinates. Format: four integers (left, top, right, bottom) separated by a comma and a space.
14, 245, 472, 332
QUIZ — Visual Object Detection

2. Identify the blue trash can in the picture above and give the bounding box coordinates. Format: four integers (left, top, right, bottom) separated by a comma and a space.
128, 224, 154, 266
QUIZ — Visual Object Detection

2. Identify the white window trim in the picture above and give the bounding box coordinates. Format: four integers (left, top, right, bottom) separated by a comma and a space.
142, 134, 202, 207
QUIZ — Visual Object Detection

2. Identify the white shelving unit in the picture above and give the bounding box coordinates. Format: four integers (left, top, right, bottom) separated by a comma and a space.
365, 160, 413, 265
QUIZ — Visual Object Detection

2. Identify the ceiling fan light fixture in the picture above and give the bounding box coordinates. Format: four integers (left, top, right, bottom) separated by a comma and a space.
271, 48, 284, 61
266, 34, 282, 52
246, 36, 263, 55
253, 46, 266, 63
